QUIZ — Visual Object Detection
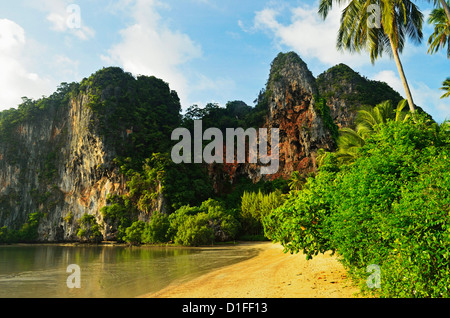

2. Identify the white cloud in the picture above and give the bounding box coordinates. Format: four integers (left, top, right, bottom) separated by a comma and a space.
101, 0, 204, 108
0, 19, 53, 110
53, 55, 80, 78
27, 0, 95, 40
412, 82, 450, 122
373, 70, 450, 122
245, 4, 370, 67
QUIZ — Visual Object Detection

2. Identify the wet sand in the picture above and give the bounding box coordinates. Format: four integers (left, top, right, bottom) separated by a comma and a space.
141, 242, 361, 298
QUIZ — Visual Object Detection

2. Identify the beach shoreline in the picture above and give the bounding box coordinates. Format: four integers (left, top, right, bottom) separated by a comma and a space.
140, 241, 361, 298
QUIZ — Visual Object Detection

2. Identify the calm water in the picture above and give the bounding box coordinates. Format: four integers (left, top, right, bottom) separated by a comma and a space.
0, 244, 260, 298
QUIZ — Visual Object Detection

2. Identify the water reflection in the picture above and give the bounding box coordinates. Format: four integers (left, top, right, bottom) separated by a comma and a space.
0, 244, 260, 298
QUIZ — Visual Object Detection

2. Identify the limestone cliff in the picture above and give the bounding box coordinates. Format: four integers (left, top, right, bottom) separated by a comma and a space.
0, 68, 181, 242
0, 92, 124, 241
316, 63, 403, 129
222, 52, 338, 184
0, 53, 406, 242
221, 53, 405, 184
261, 52, 336, 179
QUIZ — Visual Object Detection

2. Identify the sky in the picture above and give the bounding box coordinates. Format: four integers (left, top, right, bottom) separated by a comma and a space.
0, 0, 448, 122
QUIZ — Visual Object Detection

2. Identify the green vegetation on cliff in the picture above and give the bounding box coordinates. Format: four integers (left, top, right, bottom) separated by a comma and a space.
316, 63, 403, 109
78, 67, 182, 170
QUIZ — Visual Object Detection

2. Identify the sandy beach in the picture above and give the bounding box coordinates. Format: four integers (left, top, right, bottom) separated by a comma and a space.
141, 242, 361, 298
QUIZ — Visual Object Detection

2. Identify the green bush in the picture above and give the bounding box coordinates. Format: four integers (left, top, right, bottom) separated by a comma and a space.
77, 214, 103, 243
377, 153, 450, 297
241, 190, 285, 236
173, 213, 215, 246
265, 115, 450, 297
204, 199, 240, 242
0, 213, 44, 243
101, 195, 137, 242
167, 199, 240, 246
142, 212, 170, 244
124, 221, 146, 245
0, 212, 44, 243
263, 162, 336, 259
0, 226, 16, 243
17, 212, 44, 242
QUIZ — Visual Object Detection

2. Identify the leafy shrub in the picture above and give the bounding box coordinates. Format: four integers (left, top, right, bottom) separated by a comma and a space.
241, 190, 285, 236
142, 212, 170, 244
168, 199, 240, 246
17, 212, 44, 242
124, 221, 146, 245
173, 213, 215, 246
101, 197, 135, 242
376, 152, 450, 297
0, 226, 19, 243
77, 214, 103, 243
0, 212, 44, 243
203, 199, 240, 242
263, 163, 337, 259
265, 115, 450, 297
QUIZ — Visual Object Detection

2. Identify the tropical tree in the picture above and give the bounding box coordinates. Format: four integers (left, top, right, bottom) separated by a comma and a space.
336, 100, 410, 164
318, 0, 423, 113
441, 77, 450, 98
427, 7, 450, 58
336, 127, 367, 164
356, 100, 410, 136
288, 171, 306, 191
434, 0, 450, 22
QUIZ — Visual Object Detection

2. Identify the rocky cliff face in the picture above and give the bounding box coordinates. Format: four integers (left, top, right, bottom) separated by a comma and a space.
223, 52, 338, 184
260, 53, 336, 179
0, 52, 404, 242
0, 68, 180, 242
226, 53, 404, 183
0, 91, 126, 241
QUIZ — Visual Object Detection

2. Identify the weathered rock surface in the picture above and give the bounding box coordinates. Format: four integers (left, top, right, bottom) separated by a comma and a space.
0, 52, 405, 242
0, 92, 126, 241
260, 52, 336, 180
225, 53, 404, 183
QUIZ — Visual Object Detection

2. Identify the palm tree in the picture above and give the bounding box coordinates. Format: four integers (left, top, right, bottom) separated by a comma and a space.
288, 171, 306, 191
319, 0, 423, 113
441, 77, 450, 98
356, 100, 410, 135
336, 127, 367, 164
427, 7, 450, 58
335, 100, 410, 164
435, 0, 450, 22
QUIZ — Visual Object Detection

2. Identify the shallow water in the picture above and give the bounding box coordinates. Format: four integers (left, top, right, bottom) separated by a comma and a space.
0, 244, 260, 298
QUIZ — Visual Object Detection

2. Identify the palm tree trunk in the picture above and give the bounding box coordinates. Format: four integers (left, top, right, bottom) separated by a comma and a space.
440, 0, 450, 23
389, 36, 416, 113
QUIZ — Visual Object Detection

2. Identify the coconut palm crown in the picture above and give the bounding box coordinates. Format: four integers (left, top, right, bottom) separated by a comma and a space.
318, 0, 423, 114
428, 7, 450, 58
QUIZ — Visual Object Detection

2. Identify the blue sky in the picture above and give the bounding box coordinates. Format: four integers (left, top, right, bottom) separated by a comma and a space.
0, 0, 448, 122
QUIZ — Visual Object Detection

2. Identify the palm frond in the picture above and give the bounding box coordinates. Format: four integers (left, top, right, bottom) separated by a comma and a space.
441, 77, 450, 98
395, 99, 411, 122
427, 8, 450, 57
